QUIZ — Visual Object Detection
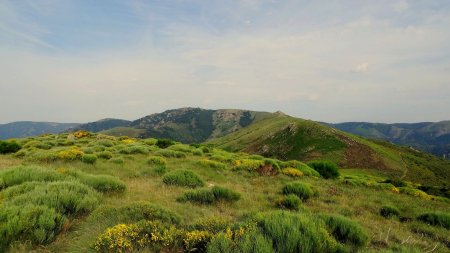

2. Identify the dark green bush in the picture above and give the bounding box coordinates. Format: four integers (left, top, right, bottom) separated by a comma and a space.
207, 230, 273, 253
282, 182, 314, 201
321, 214, 368, 247
212, 186, 241, 202
255, 211, 338, 252
0, 204, 65, 251
277, 194, 301, 210
81, 154, 97, 164
178, 186, 240, 205
179, 188, 215, 204
308, 161, 340, 179
156, 139, 175, 149
117, 201, 181, 224
382, 179, 407, 187
0, 140, 21, 154
380, 205, 400, 218
417, 212, 450, 229
163, 170, 204, 188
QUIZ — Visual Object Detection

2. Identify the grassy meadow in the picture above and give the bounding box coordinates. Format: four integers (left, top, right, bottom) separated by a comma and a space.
0, 131, 448, 253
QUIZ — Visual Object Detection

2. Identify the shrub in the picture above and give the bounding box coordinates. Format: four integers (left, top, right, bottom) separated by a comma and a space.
308, 161, 340, 179
81, 154, 97, 164
193, 217, 230, 233
277, 194, 301, 210
193, 149, 204, 156
263, 158, 281, 170
64, 170, 126, 193
155, 149, 187, 158
0, 166, 63, 189
282, 168, 304, 177
199, 159, 227, 170
57, 148, 84, 161
184, 230, 212, 251
96, 140, 114, 147
212, 186, 241, 202
179, 188, 215, 204
153, 166, 167, 175
26, 151, 58, 162
207, 230, 273, 253
380, 205, 400, 218
255, 211, 338, 253
233, 159, 264, 171
0, 204, 65, 251
147, 156, 167, 166
179, 186, 240, 204
6, 180, 99, 216
97, 151, 113, 159
73, 130, 91, 138
417, 212, 450, 229
156, 139, 175, 149
0, 140, 22, 154
163, 170, 204, 188
282, 182, 315, 201
94, 220, 183, 253
118, 202, 181, 224
23, 140, 51, 150
144, 138, 157, 145
168, 144, 194, 153
321, 214, 368, 247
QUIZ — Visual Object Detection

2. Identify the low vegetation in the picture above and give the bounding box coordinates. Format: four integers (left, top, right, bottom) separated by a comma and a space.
162, 169, 205, 188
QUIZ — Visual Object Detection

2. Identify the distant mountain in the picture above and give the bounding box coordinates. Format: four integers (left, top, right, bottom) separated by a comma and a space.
0, 121, 78, 140
65, 118, 131, 133
326, 121, 450, 159
129, 107, 273, 143
207, 113, 450, 187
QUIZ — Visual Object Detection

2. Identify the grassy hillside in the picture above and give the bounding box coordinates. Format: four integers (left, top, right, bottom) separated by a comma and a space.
65, 118, 131, 133
0, 132, 448, 252
0, 121, 78, 139
328, 121, 450, 159
207, 114, 450, 187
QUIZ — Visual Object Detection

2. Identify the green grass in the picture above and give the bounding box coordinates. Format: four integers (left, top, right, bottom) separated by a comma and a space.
417, 212, 450, 229
0, 132, 448, 253
282, 182, 315, 201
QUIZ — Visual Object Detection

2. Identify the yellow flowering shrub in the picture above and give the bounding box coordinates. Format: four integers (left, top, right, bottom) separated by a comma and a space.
94, 220, 183, 253
57, 148, 84, 161
73, 130, 91, 139
183, 230, 212, 251
232, 159, 264, 171
282, 168, 304, 177
94, 224, 140, 253
121, 138, 137, 144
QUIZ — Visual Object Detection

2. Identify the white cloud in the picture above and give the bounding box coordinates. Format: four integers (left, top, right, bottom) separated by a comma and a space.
352, 63, 370, 73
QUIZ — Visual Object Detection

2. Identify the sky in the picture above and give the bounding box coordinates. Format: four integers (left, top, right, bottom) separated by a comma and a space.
0, 0, 449, 124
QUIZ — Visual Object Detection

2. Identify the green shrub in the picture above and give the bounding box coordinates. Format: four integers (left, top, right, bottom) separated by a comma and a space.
277, 194, 301, 210
156, 139, 175, 149
155, 149, 187, 158
212, 186, 241, 202
64, 170, 126, 193
192, 149, 204, 156
321, 214, 368, 246
179, 186, 240, 204
0, 204, 65, 251
233, 159, 264, 171
255, 211, 338, 253
23, 140, 51, 150
26, 151, 58, 162
263, 158, 281, 171
0, 166, 63, 189
96, 140, 114, 147
282, 182, 315, 201
168, 144, 193, 153
417, 212, 450, 229
144, 138, 158, 145
81, 154, 97, 164
0, 140, 22, 154
380, 205, 400, 218
207, 233, 234, 253
96, 151, 113, 159
118, 145, 149, 155
199, 159, 227, 170
57, 148, 84, 161
179, 188, 215, 204
6, 181, 99, 216
115, 201, 181, 224
308, 161, 340, 179
153, 165, 167, 175
207, 230, 273, 253
147, 156, 167, 166
163, 170, 204, 188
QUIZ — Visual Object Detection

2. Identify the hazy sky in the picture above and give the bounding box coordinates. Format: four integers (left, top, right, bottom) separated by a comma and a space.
1, 0, 449, 124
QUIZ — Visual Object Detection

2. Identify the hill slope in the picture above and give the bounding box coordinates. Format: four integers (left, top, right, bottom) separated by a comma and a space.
65, 118, 131, 133
0, 121, 78, 140
207, 113, 450, 187
129, 107, 273, 143
327, 121, 450, 159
